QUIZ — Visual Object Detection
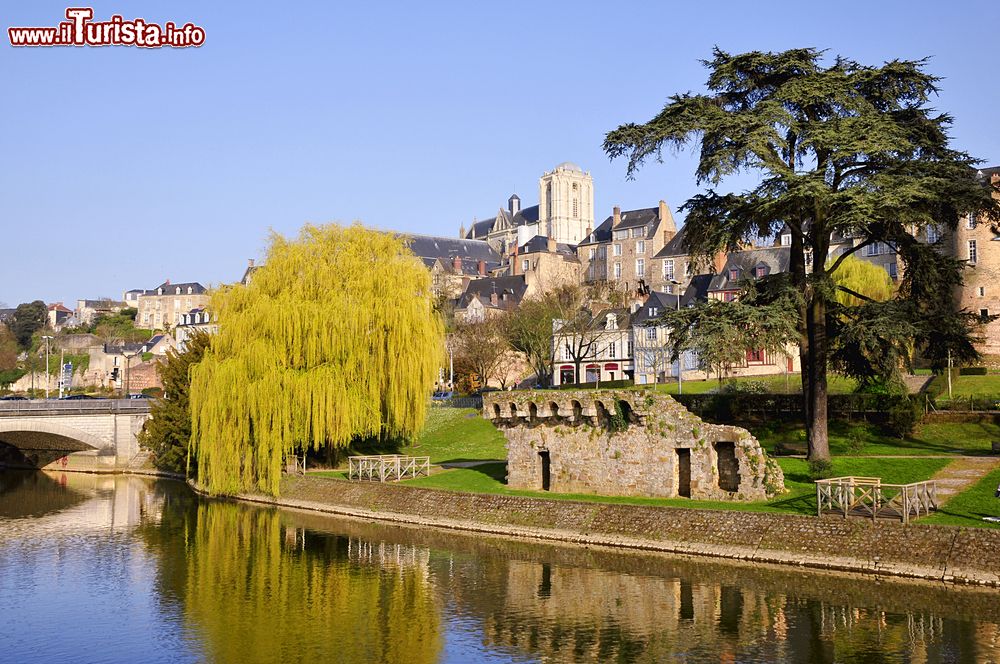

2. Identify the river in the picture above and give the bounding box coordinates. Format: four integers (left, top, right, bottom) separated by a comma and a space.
0, 471, 997, 663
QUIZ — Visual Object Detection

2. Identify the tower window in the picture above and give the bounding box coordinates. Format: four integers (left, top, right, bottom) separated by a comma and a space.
572, 183, 579, 218
614, 262, 622, 279
664, 260, 675, 281
969, 239, 978, 263
981, 309, 990, 322
979, 287, 986, 297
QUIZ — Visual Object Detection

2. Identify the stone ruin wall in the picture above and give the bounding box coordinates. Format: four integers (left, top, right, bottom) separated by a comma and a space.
484, 390, 784, 502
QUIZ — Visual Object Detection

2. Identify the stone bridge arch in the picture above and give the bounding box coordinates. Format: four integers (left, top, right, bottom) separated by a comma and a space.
0, 420, 107, 469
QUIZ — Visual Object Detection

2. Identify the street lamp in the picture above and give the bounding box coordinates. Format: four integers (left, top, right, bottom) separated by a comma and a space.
41, 335, 53, 399
669, 280, 683, 395
122, 350, 137, 398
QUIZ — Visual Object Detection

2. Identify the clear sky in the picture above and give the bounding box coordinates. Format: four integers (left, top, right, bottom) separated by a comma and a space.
2, 0, 997, 307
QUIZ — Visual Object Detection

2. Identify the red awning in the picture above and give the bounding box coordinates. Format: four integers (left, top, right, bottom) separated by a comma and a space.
604, 363, 619, 370
560, 365, 574, 370
585, 364, 600, 369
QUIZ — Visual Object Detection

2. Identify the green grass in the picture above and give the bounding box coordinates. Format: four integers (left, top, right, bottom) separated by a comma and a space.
752, 420, 1000, 457
923, 467, 1000, 529
396, 406, 506, 464
649, 372, 858, 395
937, 374, 1000, 398
398, 457, 949, 516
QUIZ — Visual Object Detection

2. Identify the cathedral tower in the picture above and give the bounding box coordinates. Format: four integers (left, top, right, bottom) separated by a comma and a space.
538, 162, 594, 245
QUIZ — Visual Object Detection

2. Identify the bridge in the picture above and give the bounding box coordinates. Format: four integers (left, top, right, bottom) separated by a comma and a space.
0, 400, 152, 472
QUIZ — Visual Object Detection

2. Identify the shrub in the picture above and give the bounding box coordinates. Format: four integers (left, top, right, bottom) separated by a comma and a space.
884, 397, 921, 438
959, 366, 988, 376
808, 458, 834, 480
721, 379, 768, 395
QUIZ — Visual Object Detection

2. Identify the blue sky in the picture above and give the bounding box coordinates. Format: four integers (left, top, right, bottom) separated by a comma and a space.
2, 0, 997, 307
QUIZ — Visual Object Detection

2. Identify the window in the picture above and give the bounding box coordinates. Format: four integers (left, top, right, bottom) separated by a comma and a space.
636, 240, 645, 254
614, 262, 622, 279
685, 262, 692, 277
664, 260, 675, 281
969, 239, 978, 263
598, 246, 606, 259
665, 285, 673, 294
755, 265, 766, 278
627, 339, 632, 356
613, 244, 622, 257
979, 287, 986, 297
805, 251, 814, 266
746, 349, 765, 364
588, 248, 596, 260
572, 183, 579, 218
780, 233, 791, 246
608, 342, 616, 358
724, 291, 737, 302
927, 225, 940, 244
729, 268, 740, 281
968, 214, 977, 230
648, 307, 658, 317
887, 262, 898, 279
632, 227, 644, 238
646, 327, 657, 340
522, 259, 529, 272
636, 259, 645, 277
981, 309, 990, 322
613, 230, 629, 241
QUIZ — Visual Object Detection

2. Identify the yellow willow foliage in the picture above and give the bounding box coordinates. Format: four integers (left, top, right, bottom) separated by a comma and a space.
180, 503, 442, 663
828, 255, 896, 307
190, 223, 444, 496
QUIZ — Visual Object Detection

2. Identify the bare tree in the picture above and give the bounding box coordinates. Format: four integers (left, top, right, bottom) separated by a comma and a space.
452, 316, 519, 390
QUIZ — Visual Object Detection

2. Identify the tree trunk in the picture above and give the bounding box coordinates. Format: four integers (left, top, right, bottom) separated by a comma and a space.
805, 294, 831, 461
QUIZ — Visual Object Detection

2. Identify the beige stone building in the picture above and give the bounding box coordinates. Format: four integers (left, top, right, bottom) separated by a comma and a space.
576, 201, 677, 295
129, 281, 210, 331
502, 235, 581, 298
551, 309, 634, 386
75, 299, 127, 326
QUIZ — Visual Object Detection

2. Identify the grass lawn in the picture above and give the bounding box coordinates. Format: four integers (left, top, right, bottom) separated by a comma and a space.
923, 467, 1000, 529
937, 374, 1000, 398
393, 406, 506, 464
649, 372, 858, 395
398, 457, 950, 517
751, 420, 1000, 457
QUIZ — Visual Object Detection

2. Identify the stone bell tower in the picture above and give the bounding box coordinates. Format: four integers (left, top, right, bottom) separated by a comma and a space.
538, 162, 594, 245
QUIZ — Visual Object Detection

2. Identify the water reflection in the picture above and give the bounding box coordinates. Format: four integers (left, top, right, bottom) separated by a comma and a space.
1, 472, 998, 663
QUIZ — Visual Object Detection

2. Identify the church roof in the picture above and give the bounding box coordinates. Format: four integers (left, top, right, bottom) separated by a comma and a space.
464, 204, 540, 239
456, 275, 528, 310
404, 234, 500, 263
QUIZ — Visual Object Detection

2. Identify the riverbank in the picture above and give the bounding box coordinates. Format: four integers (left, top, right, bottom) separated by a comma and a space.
201, 474, 1000, 588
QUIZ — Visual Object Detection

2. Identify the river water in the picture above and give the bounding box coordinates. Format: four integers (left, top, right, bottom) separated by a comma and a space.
0, 471, 998, 663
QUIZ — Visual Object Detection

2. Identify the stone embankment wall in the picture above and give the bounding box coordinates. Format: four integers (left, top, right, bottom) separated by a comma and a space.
484, 390, 783, 501
255, 476, 1000, 588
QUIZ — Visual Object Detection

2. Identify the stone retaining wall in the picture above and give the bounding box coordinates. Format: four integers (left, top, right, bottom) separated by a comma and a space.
242, 476, 1000, 587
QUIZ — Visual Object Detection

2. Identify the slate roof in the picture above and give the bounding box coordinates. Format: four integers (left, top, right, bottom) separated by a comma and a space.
152, 281, 207, 295
518, 235, 578, 256
711, 247, 791, 292
653, 225, 689, 258
978, 166, 1000, 179
631, 291, 681, 326
404, 234, 500, 264
0, 308, 15, 322
79, 299, 125, 308
465, 205, 541, 240
578, 207, 662, 247
456, 275, 528, 310
681, 274, 714, 307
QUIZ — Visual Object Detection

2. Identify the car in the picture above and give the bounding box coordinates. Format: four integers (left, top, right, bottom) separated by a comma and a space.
431, 391, 454, 400
60, 394, 96, 400
127, 393, 152, 399
0, 395, 28, 401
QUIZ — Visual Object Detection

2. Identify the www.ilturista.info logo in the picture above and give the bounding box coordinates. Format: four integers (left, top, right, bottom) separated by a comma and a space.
8, 8, 205, 48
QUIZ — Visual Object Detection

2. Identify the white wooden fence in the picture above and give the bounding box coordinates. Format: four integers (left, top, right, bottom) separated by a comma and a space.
347, 455, 431, 482
815, 476, 938, 524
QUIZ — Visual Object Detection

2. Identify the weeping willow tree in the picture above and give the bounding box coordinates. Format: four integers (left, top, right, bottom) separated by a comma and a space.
828, 256, 895, 307
190, 223, 444, 496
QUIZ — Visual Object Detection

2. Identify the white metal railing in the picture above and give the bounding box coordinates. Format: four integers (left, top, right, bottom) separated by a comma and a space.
347, 455, 431, 482
815, 476, 938, 524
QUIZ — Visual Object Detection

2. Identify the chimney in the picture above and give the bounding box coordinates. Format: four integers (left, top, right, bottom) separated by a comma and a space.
165, 279, 171, 286
612, 206, 621, 228
658, 199, 677, 234
547, 237, 556, 253
490, 291, 498, 306
712, 251, 727, 274
477, 260, 486, 276
248, 258, 255, 267
452, 255, 462, 271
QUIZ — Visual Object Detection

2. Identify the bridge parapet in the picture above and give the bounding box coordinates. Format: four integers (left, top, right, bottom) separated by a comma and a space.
0, 399, 152, 417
